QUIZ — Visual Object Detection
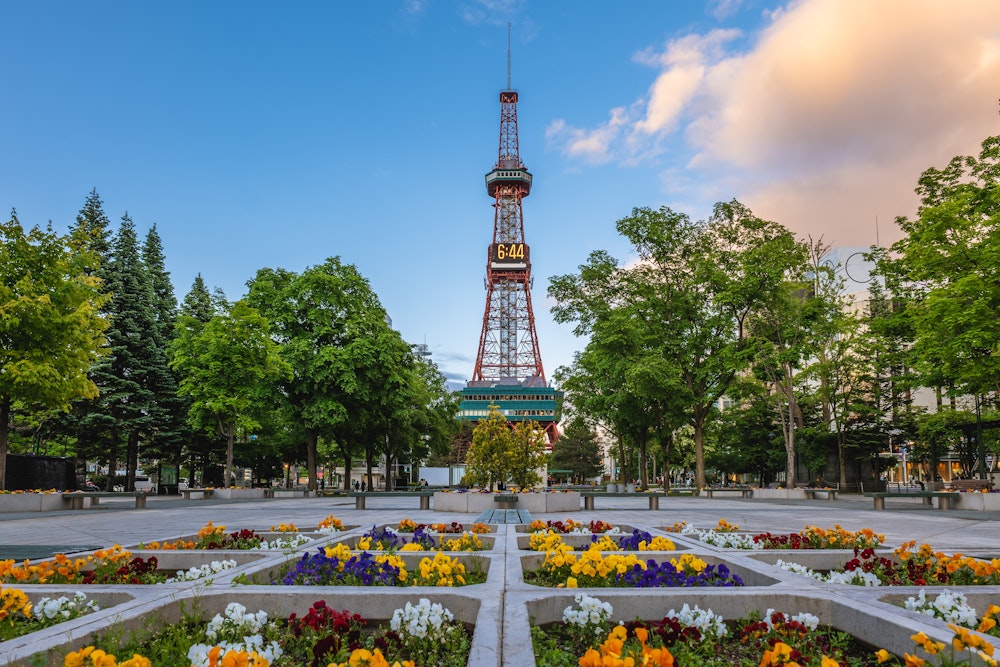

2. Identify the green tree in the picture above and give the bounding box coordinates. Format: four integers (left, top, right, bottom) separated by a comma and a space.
246, 258, 396, 491
170, 300, 290, 488
140, 225, 185, 464
878, 135, 1000, 396
508, 420, 548, 489
465, 405, 515, 491
549, 418, 604, 483
551, 201, 798, 488
0, 210, 108, 489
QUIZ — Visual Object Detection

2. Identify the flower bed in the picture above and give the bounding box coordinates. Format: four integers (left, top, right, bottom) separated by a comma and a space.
523, 530, 678, 553
394, 519, 492, 534
236, 546, 491, 588
520, 543, 765, 588
769, 543, 1000, 587
676, 520, 885, 551
11, 590, 493, 667
343, 526, 493, 553
504, 588, 996, 667
0, 546, 268, 585
134, 522, 317, 551
528, 593, 997, 667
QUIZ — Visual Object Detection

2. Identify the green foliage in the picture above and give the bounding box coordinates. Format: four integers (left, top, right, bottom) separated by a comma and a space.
550, 201, 801, 488
465, 405, 515, 490
879, 135, 1000, 398
549, 418, 604, 483
170, 300, 291, 487
245, 257, 407, 490
0, 209, 108, 488
465, 407, 547, 490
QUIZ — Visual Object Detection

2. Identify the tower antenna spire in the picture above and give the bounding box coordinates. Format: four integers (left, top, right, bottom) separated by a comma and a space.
506, 22, 511, 90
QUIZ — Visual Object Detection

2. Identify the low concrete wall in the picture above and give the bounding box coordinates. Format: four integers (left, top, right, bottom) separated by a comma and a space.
210, 488, 266, 499
0, 493, 68, 512
434, 491, 580, 513
751, 488, 808, 500
951, 492, 1000, 510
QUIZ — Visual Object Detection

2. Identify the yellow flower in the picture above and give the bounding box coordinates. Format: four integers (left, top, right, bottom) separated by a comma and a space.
875, 649, 891, 663
565, 577, 578, 588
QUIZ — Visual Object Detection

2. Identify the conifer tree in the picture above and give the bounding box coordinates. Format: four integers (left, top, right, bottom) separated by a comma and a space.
140, 225, 184, 467
85, 215, 165, 490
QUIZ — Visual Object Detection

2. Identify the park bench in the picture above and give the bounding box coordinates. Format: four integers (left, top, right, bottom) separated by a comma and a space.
803, 488, 839, 500
701, 487, 754, 499
180, 488, 215, 500
864, 491, 960, 510
579, 491, 664, 510
475, 509, 534, 524
62, 491, 148, 510
347, 490, 434, 510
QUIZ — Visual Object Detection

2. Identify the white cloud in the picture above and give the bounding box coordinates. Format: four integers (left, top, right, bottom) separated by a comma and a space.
550, 0, 1000, 246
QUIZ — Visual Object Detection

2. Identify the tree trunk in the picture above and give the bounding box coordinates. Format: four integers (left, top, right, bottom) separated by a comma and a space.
126, 430, 139, 491
342, 451, 352, 491
223, 420, 234, 487
385, 454, 395, 491
306, 428, 318, 492
693, 405, 708, 489
0, 397, 9, 491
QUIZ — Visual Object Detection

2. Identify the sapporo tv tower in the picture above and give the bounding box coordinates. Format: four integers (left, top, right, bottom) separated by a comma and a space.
459, 37, 562, 444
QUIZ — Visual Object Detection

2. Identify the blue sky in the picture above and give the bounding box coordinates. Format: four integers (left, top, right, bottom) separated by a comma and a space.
4, 1, 1000, 388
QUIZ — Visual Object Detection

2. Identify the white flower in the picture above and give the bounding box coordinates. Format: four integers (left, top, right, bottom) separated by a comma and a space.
696, 530, 761, 549
166, 560, 238, 582
774, 559, 881, 587
562, 593, 614, 629
390, 599, 455, 642
903, 589, 980, 628
666, 603, 728, 637
34, 592, 100, 621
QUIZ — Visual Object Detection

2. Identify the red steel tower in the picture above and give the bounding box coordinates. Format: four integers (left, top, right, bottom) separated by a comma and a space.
461, 61, 561, 443
471, 85, 544, 386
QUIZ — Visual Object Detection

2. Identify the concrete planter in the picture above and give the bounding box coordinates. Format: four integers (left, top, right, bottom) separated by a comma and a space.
0, 493, 67, 512
433, 491, 580, 513
209, 488, 266, 499
750, 488, 808, 500
504, 589, 967, 667
952, 492, 1000, 510
9, 589, 497, 667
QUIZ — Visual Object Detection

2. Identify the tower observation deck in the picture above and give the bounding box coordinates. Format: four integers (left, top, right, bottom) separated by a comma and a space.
460, 77, 562, 444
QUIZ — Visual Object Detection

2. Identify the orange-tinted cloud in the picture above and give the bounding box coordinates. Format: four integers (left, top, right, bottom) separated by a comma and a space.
549, 0, 1000, 246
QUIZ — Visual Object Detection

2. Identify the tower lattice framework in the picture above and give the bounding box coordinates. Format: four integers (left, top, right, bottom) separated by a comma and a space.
471, 87, 546, 389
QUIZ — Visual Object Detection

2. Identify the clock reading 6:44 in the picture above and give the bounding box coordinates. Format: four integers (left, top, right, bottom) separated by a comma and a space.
492, 242, 528, 261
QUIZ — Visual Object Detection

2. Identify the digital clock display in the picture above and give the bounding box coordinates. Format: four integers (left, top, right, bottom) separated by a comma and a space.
490, 242, 529, 270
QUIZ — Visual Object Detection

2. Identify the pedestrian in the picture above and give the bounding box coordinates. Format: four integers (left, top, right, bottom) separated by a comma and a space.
361, 480, 366, 492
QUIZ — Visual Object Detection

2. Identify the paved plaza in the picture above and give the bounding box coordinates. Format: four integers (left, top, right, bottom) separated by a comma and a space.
2, 492, 998, 554
1, 493, 998, 666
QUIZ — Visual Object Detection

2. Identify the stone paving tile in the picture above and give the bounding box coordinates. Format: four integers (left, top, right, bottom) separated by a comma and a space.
3, 493, 997, 551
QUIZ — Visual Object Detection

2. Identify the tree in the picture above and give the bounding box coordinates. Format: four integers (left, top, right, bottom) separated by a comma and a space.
549, 418, 604, 483
140, 225, 185, 464
94, 215, 171, 490
879, 135, 1000, 399
508, 420, 548, 489
465, 405, 515, 491
170, 300, 290, 488
551, 201, 798, 488
0, 210, 108, 489
246, 258, 397, 491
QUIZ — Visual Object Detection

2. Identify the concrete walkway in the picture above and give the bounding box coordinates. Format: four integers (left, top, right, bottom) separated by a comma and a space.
2, 492, 998, 554
2, 492, 999, 667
